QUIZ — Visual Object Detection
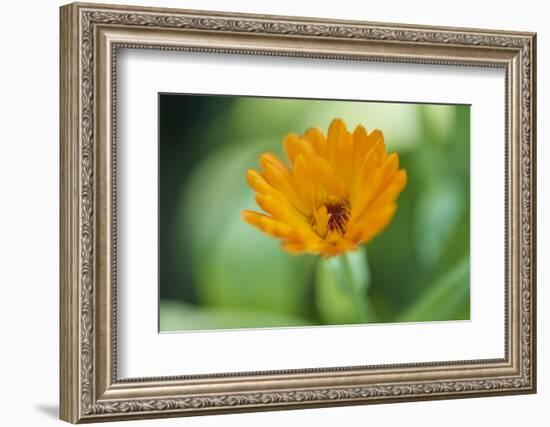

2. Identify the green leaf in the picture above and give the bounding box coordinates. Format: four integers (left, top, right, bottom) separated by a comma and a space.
159, 300, 312, 332
178, 141, 315, 318
314, 248, 376, 324
414, 178, 465, 270
195, 215, 315, 317
397, 257, 470, 322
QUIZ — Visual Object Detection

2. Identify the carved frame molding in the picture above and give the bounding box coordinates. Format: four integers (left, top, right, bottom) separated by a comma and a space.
60, 2, 536, 423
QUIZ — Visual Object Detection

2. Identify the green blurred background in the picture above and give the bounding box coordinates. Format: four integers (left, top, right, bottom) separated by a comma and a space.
159, 94, 470, 332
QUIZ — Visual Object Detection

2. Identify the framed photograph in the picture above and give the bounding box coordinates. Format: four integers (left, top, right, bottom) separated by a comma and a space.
60, 2, 537, 423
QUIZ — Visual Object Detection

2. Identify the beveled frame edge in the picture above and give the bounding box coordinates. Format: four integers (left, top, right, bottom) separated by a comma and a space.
59, 2, 536, 423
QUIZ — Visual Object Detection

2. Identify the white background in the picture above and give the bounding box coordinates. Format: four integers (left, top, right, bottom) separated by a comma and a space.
0, 0, 545, 426
118, 50, 504, 377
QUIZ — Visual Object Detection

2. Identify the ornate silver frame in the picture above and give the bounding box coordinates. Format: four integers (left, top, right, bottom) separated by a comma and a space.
60, 2, 537, 423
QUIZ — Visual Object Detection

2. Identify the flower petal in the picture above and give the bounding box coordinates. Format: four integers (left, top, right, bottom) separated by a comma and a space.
246, 169, 272, 194
284, 133, 316, 166
335, 129, 354, 188
326, 118, 347, 169
281, 240, 309, 254
241, 210, 299, 240
304, 127, 327, 158
260, 155, 310, 215
372, 131, 388, 163
308, 156, 347, 199
313, 205, 330, 238
351, 153, 399, 221
293, 155, 316, 203
350, 149, 380, 205
255, 193, 312, 234
351, 125, 369, 175
247, 168, 305, 213
347, 203, 398, 244
365, 170, 408, 214
259, 152, 292, 179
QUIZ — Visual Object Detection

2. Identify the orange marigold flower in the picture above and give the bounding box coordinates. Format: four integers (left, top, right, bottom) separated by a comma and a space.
242, 118, 407, 257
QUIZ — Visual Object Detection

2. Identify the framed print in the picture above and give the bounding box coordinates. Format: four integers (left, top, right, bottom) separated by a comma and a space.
59, 2, 537, 423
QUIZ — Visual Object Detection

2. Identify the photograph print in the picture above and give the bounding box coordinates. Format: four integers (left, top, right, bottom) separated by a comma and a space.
158, 94, 470, 332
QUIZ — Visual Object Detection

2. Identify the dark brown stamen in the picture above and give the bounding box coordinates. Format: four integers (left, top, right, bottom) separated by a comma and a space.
326, 200, 351, 234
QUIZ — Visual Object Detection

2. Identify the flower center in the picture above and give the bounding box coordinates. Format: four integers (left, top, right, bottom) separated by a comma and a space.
326, 200, 351, 234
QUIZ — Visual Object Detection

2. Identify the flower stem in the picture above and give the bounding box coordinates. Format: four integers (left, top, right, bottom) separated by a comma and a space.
341, 250, 377, 323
